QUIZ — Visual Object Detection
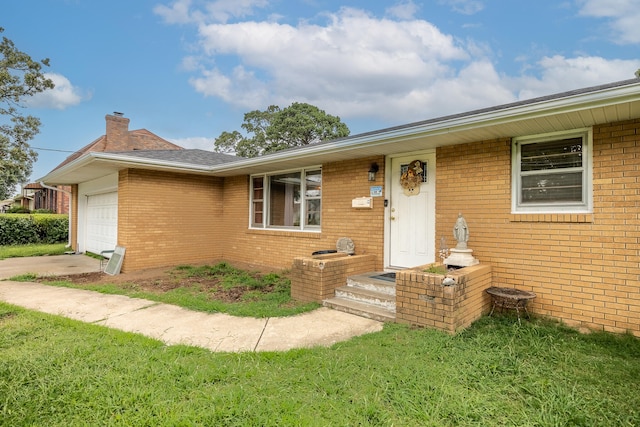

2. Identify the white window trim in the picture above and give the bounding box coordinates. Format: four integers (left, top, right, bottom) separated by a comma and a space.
512, 128, 592, 214
250, 167, 322, 232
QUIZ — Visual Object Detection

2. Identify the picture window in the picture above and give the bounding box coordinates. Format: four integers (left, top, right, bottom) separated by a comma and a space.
251, 168, 321, 231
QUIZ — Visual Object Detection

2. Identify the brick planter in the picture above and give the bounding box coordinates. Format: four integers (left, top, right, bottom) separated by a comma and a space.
396, 264, 492, 333
291, 253, 377, 302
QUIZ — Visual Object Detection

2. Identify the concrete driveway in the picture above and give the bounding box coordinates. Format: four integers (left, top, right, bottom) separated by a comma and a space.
0, 255, 383, 352
0, 253, 100, 279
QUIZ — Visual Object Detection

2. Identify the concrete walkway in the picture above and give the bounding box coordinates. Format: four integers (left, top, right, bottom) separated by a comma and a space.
0, 255, 383, 352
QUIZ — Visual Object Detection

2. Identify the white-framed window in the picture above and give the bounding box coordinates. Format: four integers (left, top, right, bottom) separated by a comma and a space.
250, 168, 322, 231
512, 129, 592, 213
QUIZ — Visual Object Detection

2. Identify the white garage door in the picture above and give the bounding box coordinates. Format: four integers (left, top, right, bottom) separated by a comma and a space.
86, 192, 118, 255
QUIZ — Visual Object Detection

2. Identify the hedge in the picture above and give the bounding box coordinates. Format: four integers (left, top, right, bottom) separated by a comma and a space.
0, 214, 69, 245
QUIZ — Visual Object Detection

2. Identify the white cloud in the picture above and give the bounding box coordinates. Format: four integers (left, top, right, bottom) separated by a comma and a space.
26, 73, 85, 110
154, 0, 195, 24
188, 7, 479, 122
154, 0, 268, 24
189, 65, 270, 108
513, 55, 639, 99
578, 0, 640, 43
162, 2, 639, 126
314, 60, 516, 123
440, 0, 485, 15
385, 1, 420, 20
180, 55, 202, 72
203, 0, 269, 23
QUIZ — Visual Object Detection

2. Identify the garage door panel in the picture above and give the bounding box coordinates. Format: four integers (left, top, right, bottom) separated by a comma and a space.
86, 192, 117, 254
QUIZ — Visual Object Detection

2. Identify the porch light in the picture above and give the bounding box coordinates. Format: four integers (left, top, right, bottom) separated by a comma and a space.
368, 163, 379, 181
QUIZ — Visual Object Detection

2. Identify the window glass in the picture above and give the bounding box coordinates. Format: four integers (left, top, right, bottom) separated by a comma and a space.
521, 172, 583, 203
521, 137, 582, 172
513, 130, 590, 213
305, 199, 321, 226
251, 177, 264, 226
269, 172, 301, 227
305, 170, 321, 227
251, 169, 321, 230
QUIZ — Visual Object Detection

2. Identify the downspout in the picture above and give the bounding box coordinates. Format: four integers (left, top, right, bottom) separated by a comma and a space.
39, 182, 73, 249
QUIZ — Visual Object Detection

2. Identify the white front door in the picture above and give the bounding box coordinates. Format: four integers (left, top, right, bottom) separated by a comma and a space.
388, 153, 436, 268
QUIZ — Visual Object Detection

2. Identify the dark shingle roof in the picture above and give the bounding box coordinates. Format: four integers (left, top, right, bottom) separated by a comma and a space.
104, 149, 243, 166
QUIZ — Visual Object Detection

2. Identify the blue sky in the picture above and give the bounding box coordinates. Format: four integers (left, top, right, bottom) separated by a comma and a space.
3, 0, 639, 184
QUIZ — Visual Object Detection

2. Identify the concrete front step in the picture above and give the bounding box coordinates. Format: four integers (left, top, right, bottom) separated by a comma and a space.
335, 285, 396, 311
323, 297, 396, 322
347, 273, 396, 295
323, 272, 397, 322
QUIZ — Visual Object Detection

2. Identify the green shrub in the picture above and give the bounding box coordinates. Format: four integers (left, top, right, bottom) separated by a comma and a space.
0, 215, 38, 245
6, 206, 30, 213
0, 214, 68, 245
33, 214, 69, 244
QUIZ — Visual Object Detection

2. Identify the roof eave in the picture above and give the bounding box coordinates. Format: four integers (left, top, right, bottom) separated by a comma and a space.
207, 80, 640, 175
40, 152, 214, 184
41, 79, 640, 183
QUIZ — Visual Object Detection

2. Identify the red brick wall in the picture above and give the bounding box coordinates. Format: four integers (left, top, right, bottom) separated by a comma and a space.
56, 186, 70, 214
105, 115, 130, 151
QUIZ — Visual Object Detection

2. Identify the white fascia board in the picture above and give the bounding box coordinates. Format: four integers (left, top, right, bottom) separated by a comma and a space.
209, 82, 640, 174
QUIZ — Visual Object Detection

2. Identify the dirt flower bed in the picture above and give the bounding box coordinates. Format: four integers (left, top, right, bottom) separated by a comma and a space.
39, 262, 290, 304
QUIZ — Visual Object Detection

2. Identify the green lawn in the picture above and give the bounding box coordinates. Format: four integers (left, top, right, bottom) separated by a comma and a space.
1, 303, 638, 426
2, 246, 639, 425
0, 243, 67, 260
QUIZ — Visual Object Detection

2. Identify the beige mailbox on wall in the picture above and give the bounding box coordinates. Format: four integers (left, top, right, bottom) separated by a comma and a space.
351, 197, 373, 209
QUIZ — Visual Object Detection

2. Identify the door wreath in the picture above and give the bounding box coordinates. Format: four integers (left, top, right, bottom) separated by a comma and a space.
400, 160, 424, 196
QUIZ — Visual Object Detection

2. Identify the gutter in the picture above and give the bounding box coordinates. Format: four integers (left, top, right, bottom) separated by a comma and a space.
41, 79, 640, 181
39, 182, 73, 249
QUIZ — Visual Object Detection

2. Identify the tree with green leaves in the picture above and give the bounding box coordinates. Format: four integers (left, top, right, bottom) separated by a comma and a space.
0, 27, 54, 200
214, 102, 350, 158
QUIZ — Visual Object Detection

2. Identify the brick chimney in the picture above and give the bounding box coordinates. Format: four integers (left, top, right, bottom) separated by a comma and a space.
104, 112, 130, 151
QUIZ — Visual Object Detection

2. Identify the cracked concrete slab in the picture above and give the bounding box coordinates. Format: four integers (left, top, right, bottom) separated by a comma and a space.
96, 303, 268, 352
256, 307, 384, 351
0, 281, 154, 323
